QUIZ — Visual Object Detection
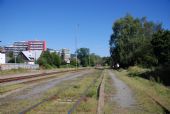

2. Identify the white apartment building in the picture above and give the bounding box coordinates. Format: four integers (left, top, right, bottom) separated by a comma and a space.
0, 53, 5, 64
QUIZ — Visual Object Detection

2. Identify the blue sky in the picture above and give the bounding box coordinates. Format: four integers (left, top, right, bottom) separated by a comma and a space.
0, 0, 170, 56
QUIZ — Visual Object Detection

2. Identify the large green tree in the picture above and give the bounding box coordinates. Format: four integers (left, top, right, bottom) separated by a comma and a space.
89, 53, 102, 66
102, 57, 111, 66
51, 52, 61, 68
110, 15, 161, 67
76, 48, 90, 67
37, 51, 61, 68
151, 30, 170, 66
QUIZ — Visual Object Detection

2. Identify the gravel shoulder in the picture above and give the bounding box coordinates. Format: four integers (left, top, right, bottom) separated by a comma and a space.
108, 70, 136, 108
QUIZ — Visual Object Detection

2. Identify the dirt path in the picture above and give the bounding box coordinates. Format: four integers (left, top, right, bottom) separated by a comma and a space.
108, 70, 136, 108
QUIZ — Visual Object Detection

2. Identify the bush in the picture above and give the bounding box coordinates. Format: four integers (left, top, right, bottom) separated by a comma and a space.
37, 51, 61, 69
128, 66, 149, 77
86, 87, 96, 98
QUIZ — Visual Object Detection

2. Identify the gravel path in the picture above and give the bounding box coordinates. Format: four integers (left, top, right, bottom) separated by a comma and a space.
108, 70, 136, 108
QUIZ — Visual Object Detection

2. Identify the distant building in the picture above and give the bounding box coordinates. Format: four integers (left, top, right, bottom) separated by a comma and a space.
18, 51, 35, 64
29, 50, 42, 61
61, 48, 70, 63
4, 41, 28, 56
47, 48, 60, 55
28, 40, 46, 51
4, 40, 46, 56
0, 53, 5, 64
71, 54, 76, 59
14, 41, 28, 50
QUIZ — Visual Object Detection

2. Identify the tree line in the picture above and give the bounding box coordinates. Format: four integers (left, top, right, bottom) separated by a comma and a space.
110, 14, 169, 68
37, 48, 108, 69
6, 47, 110, 69
109, 14, 170, 84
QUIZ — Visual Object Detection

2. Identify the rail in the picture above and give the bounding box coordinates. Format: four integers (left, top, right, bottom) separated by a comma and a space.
67, 70, 104, 114
0, 68, 87, 83
18, 85, 70, 114
18, 69, 103, 114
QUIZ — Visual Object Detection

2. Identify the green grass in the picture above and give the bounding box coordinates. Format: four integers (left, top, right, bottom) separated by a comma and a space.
127, 66, 150, 77
72, 70, 103, 114
103, 70, 115, 114
114, 69, 170, 113
74, 97, 97, 114
0, 68, 32, 76
0, 67, 76, 76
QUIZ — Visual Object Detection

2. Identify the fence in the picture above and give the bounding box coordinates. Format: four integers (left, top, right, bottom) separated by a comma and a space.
0, 63, 39, 70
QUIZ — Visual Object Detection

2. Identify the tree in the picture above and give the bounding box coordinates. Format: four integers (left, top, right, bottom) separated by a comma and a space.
51, 52, 61, 68
76, 48, 90, 67
37, 51, 61, 69
42, 51, 53, 65
70, 58, 77, 66
89, 53, 102, 66
7, 51, 25, 63
89, 53, 96, 66
70, 58, 80, 66
16, 55, 24, 63
110, 14, 161, 67
151, 30, 170, 66
102, 57, 111, 66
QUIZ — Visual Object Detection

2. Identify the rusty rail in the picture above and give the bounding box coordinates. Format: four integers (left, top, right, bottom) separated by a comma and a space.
68, 70, 104, 114
18, 69, 94, 114
0, 68, 86, 83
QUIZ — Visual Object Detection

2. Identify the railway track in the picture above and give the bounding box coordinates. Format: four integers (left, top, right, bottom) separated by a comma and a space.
0, 69, 85, 83
18, 70, 103, 114
68, 70, 104, 114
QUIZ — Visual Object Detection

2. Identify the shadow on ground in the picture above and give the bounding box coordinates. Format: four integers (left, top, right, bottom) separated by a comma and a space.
128, 65, 170, 86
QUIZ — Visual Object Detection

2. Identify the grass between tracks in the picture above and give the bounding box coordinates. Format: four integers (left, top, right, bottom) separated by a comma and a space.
27, 69, 103, 114
0, 68, 31, 76
0, 68, 85, 76
103, 70, 115, 114
113, 68, 170, 114
0, 84, 23, 94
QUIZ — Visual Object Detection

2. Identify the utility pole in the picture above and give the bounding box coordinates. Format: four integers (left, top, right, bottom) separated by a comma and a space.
88, 51, 90, 67
0, 41, 2, 53
75, 24, 79, 70
14, 47, 17, 64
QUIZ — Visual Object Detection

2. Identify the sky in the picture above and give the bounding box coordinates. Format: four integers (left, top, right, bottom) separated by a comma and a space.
0, 0, 170, 57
